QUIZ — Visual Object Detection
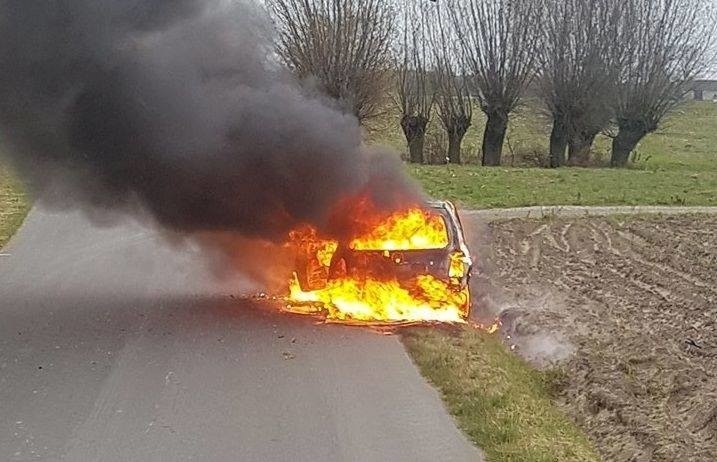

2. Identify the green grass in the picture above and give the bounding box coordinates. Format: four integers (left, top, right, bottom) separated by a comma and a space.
409, 165, 715, 208
403, 327, 600, 462
372, 101, 717, 209
0, 161, 30, 249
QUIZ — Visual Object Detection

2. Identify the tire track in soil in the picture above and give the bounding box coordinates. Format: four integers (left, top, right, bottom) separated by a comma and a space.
619, 218, 717, 287
483, 216, 717, 462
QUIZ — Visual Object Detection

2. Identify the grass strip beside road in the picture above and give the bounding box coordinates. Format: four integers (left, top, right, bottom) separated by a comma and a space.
411, 165, 717, 210
0, 163, 30, 249
403, 327, 600, 462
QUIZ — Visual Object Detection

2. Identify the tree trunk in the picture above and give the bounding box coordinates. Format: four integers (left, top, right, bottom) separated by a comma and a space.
549, 116, 568, 168
482, 111, 508, 166
401, 115, 428, 164
446, 123, 469, 164
447, 133, 462, 164
611, 127, 646, 167
568, 132, 597, 166
408, 135, 425, 164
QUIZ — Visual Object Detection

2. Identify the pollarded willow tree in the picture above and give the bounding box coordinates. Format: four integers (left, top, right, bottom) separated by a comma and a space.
395, 0, 435, 164
268, 0, 394, 123
611, 0, 717, 167
537, 0, 627, 167
430, 4, 473, 165
447, 0, 541, 166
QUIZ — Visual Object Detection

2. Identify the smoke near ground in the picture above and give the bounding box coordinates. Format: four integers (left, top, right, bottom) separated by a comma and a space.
0, 0, 419, 283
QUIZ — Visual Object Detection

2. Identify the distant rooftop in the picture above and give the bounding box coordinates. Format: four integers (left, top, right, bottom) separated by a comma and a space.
692, 79, 717, 91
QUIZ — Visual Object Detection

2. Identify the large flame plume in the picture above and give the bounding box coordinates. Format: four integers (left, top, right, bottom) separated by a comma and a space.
285, 206, 471, 324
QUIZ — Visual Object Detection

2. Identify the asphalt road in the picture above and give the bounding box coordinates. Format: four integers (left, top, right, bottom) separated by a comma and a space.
0, 208, 482, 462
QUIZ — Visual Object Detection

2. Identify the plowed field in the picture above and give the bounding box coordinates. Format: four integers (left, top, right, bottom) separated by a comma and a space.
463, 214, 717, 461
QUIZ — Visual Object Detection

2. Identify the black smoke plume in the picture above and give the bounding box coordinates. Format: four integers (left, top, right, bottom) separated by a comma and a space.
0, 0, 420, 283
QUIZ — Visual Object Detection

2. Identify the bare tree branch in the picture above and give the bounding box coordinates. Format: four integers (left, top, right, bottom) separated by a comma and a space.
611, 0, 717, 166
394, 0, 435, 164
537, 0, 628, 167
268, 0, 394, 123
429, 2, 472, 164
447, 0, 541, 166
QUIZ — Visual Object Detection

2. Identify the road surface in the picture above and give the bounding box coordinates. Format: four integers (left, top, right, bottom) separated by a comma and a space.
463, 204, 717, 221
0, 208, 482, 461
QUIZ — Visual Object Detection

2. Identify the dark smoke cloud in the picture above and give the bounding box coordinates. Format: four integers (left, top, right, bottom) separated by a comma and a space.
0, 0, 420, 283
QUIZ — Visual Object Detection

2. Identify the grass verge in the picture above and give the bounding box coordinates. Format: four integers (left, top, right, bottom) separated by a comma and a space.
402, 327, 600, 462
410, 164, 717, 209
0, 162, 30, 249
370, 101, 717, 209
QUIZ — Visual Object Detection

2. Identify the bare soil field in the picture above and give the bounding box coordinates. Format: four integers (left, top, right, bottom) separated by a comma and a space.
464, 214, 717, 462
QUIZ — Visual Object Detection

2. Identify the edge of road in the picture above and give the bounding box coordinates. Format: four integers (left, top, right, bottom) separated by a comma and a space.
462, 205, 717, 221
6, 204, 716, 250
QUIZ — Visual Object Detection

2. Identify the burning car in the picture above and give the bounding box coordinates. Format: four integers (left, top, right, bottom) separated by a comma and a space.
287, 201, 474, 324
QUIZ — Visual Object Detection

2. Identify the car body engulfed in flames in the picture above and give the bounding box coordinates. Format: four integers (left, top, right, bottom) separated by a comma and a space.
286, 201, 474, 324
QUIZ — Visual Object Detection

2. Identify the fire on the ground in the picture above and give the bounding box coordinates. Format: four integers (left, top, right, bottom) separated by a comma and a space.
284, 200, 476, 324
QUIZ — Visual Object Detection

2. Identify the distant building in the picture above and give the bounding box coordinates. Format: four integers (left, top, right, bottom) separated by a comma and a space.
691, 80, 717, 101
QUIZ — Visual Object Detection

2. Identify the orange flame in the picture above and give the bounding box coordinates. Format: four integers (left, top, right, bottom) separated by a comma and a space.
288, 274, 469, 323
284, 206, 474, 324
349, 209, 449, 251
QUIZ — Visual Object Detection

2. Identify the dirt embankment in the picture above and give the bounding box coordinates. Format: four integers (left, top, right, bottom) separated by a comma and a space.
465, 214, 717, 462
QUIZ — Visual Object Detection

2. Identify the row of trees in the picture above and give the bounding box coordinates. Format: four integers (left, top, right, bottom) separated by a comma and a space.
268, 0, 716, 168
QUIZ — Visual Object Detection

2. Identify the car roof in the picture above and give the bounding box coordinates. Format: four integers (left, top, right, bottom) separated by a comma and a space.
426, 200, 449, 208
426, 200, 458, 218
424, 200, 449, 212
